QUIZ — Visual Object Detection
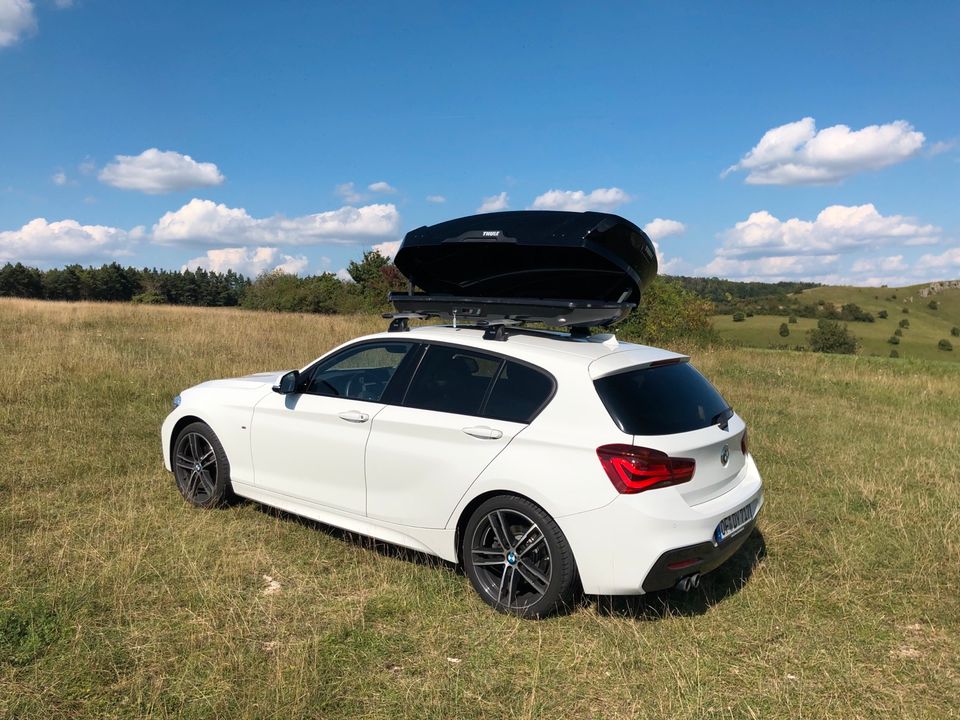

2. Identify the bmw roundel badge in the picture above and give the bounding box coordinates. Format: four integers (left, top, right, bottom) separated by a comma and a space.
720, 444, 730, 466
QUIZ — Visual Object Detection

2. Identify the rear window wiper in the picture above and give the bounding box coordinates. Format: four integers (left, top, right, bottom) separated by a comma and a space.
711, 407, 734, 430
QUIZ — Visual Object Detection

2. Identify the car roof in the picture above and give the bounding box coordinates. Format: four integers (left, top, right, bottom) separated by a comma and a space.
354, 324, 685, 377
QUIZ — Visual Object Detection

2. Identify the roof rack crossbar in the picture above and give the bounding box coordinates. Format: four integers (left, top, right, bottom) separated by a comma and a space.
382, 311, 435, 333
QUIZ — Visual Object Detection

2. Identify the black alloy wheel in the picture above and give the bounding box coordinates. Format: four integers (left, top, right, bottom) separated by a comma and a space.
463, 495, 576, 618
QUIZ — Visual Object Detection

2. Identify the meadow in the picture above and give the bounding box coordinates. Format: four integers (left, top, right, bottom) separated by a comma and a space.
713, 283, 960, 362
1, 299, 958, 719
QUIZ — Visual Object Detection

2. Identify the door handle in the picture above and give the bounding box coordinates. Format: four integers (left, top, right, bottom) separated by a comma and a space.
462, 425, 503, 440
338, 410, 370, 423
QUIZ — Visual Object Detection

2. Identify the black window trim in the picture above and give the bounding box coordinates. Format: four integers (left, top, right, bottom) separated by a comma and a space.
397, 340, 557, 424
299, 339, 423, 405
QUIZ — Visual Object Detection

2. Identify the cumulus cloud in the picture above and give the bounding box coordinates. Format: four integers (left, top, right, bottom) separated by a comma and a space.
915, 248, 960, 274
368, 181, 396, 194
182, 247, 308, 277
850, 255, 907, 274
0, 217, 139, 264
723, 118, 925, 185
426, 194, 446, 204
477, 191, 509, 213
642, 218, 686, 241
699, 254, 841, 280
715, 204, 940, 259
52, 170, 67, 186
335, 182, 366, 204
0, 0, 36, 48
335, 268, 354, 283
98, 149, 224, 194
531, 187, 630, 212
152, 198, 400, 246
372, 240, 401, 260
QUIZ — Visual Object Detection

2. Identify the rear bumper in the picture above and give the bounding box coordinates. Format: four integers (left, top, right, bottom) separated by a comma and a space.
640, 516, 758, 592
556, 454, 764, 595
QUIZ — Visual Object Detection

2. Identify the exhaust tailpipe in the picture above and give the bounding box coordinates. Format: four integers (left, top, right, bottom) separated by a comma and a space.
676, 574, 701, 592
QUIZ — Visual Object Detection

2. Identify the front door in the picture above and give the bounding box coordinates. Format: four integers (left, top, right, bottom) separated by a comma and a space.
250, 341, 417, 514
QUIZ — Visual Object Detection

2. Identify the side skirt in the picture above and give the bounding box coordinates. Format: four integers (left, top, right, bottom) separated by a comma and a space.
230, 481, 458, 562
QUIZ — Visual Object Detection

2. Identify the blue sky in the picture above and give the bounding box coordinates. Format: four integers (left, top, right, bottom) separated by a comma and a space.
1, 0, 957, 285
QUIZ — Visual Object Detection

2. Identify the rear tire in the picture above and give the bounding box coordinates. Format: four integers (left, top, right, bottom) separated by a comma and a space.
172, 422, 233, 508
462, 495, 577, 618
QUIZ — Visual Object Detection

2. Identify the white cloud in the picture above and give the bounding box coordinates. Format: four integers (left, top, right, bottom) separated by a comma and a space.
531, 187, 630, 212
0, 217, 139, 264
372, 240, 401, 260
182, 247, 308, 277
152, 198, 400, 246
368, 181, 396, 194
698, 254, 841, 280
78, 157, 96, 175
52, 171, 67, 186
915, 248, 960, 274
723, 118, 925, 185
928, 140, 955, 156
335, 182, 365, 204
850, 255, 907, 274
642, 218, 686, 241
477, 191, 509, 213
0, 0, 36, 48
98, 149, 224, 194
426, 194, 446, 204
335, 268, 354, 283
716, 204, 940, 259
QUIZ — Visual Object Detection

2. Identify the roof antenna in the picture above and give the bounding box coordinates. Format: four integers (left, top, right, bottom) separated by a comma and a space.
451, 308, 457, 329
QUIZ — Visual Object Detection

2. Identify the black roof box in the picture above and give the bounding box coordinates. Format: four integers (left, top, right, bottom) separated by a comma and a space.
390, 211, 657, 327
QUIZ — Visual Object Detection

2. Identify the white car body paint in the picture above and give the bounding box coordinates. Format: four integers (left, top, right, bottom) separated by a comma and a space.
162, 325, 764, 595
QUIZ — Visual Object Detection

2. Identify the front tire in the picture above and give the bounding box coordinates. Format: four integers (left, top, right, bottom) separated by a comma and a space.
462, 495, 577, 618
172, 422, 233, 508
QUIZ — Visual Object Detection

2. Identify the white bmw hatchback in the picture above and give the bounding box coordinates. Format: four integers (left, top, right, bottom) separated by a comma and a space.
162, 324, 764, 618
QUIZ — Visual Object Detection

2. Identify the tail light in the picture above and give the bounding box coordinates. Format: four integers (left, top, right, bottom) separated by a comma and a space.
596, 444, 696, 494
741, 429, 749, 456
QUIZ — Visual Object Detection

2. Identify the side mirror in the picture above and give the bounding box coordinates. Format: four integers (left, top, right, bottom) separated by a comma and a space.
272, 369, 301, 394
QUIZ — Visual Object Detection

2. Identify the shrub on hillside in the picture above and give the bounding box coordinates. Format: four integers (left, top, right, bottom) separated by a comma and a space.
902, 307, 909, 313
732, 312, 745, 322
890, 349, 899, 358
888, 335, 900, 345
877, 309, 888, 319
779, 323, 789, 337
899, 318, 910, 329
617, 277, 716, 346
938, 339, 953, 352
808, 319, 858, 355
951, 326, 960, 337
928, 300, 939, 310
895, 328, 903, 337
788, 315, 797, 324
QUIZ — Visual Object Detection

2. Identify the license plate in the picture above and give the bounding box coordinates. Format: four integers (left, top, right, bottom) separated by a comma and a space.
714, 501, 756, 544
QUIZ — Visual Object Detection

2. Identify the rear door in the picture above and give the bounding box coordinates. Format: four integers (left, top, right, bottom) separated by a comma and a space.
364, 346, 554, 528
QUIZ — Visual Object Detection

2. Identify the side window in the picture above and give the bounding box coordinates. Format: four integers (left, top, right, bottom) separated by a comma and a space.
484, 361, 554, 423
403, 345, 502, 416
305, 342, 414, 402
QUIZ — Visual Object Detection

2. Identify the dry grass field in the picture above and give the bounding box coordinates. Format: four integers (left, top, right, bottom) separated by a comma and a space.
1, 299, 959, 719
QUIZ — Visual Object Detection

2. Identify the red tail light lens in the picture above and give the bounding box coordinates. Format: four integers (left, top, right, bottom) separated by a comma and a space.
741, 429, 748, 456
596, 444, 696, 494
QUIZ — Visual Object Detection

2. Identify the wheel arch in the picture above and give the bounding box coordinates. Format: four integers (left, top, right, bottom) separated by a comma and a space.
168, 414, 206, 466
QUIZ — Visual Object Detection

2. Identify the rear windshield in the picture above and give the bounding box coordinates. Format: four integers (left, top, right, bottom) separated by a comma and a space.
593, 361, 730, 436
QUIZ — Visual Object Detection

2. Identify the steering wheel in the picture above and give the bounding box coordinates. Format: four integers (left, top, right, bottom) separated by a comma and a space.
345, 373, 367, 399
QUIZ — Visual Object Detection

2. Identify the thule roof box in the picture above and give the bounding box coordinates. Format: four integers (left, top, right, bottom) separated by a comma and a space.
388, 210, 657, 328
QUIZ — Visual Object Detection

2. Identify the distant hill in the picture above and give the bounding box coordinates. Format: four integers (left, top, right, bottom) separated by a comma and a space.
711, 281, 960, 362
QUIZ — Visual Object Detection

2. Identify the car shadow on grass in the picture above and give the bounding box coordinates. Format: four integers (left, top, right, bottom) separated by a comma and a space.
586, 528, 767, 620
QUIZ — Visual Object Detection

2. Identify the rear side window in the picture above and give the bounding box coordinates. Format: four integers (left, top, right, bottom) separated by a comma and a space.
404, 345, 502, 416
484, 361, 554, 423
594, 361, 730, 436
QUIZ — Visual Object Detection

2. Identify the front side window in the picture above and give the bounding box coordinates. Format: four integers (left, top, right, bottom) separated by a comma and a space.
305, 342, 414, 402
403, 345, 502, 416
